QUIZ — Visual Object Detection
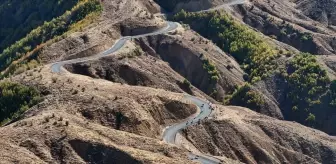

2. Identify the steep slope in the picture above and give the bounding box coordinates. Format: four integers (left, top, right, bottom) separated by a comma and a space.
0, 0, 79, 51
1, 0, 336, 164
2, 65, 336, 163
63, 21, 246, 102
171, 6, 336, 135
138, 29, 245, 100
0, 0, 103, 77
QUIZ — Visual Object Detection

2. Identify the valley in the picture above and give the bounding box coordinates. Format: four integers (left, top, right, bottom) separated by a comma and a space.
0, 0, 336, 164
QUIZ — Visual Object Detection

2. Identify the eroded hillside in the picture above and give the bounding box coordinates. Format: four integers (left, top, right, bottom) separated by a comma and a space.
0, 0, 336, 164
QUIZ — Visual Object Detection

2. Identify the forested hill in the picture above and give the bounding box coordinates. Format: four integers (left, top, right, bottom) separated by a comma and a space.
0, 0, 79, 52
0, 0, 102, 78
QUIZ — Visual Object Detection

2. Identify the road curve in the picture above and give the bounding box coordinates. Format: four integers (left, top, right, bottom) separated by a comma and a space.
163, 95, 212, 143
163, 94, 221, 164
51, 21, 178, 73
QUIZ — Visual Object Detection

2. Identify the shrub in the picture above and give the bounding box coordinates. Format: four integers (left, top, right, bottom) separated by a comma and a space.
300, 33, 313, 42
224, 83, 264, 110
114, 112, 124, 130
44, 117, 50, 123
329, 80, 336, 107
306, 113, 316, 122
202, 58, 219, 84
183, 79, 191, 88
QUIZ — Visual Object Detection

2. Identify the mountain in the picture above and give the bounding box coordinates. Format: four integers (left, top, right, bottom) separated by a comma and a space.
0, 0, 336, 164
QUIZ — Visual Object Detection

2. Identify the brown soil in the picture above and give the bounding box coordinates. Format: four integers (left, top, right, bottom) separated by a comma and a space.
2, 0, 336, 163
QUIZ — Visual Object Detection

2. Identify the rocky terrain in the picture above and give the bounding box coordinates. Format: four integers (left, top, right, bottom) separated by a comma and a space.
1, 0, 336, 164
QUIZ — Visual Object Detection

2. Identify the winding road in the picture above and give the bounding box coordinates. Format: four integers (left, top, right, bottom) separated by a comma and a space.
51, 0, 246, 72
164, 95, 221, 164
51, 22, 178, 73
51, 1, 246, 163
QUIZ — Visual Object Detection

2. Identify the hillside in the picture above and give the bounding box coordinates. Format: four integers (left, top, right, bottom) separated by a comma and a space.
170, 2, 336, 135
0, 0, 336, 164
0, 0, 79, 51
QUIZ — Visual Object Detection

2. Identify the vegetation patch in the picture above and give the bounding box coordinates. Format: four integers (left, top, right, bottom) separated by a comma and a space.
0, 0, 102, 78
174, 10, 278, 83
265, 17, 316, 53
279, 53, 336, 128
177, 79, 193, 94
0, 81, 42, 125
283, 53, 329, 113
174, 10, 336, 127
202, 58, 219, 83
224, 83, 264, 111
0, 0, 79, 52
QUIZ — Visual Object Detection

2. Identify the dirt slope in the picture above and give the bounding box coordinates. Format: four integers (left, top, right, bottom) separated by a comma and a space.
3, 65, 336, 163
184, 105, 336, 164
0, 67, 198, 163
2, 0, 336, 163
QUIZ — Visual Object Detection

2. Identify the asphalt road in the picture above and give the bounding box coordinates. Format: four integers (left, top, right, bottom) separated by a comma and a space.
163, 95, 221, 164
163, 95, 213, 143
50, 1, 246, 163
51, 21, 178, 73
